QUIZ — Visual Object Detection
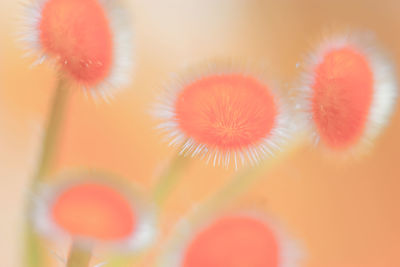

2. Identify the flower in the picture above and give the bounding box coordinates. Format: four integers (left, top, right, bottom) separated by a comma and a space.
32, 171, 155, 251
296, 32, 398, 155
154, 65, 291, 168
22, 0, 133, 98
158, 213, 301, 267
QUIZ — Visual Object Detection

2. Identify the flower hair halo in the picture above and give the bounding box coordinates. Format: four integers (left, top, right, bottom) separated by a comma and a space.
153, 61, 294, 169
20, 0, 134, 100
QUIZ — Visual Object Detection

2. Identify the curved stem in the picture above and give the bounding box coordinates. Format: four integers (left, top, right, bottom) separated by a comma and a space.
186, 140, 304, 222
25, 77, 71, 267
67, 241, 93, 267
191, 164, 265, 220
33, 77, 70, 184
153, 150, 190, 206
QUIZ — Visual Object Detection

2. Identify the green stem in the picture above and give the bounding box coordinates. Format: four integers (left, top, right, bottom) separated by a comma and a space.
66, 241, 93, 267
186, 141, 304, 222
153, 150, 190, 206
25, 77, 70, 267
195, 164, 265, 219
151, 164, 268, 267
33, 77, 70, 184
105, 152, 190, 267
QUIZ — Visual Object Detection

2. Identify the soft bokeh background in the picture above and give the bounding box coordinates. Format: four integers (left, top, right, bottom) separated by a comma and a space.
1, 0, 400, 266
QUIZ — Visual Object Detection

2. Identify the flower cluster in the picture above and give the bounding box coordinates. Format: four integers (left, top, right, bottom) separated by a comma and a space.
155, 34, 398, 165
19, 0, 399, 266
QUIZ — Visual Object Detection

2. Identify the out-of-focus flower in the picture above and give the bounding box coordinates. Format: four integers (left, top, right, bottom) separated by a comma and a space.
21, 0, 133, 98
159, 213, 301, 267
154, 66, 292, 168
32, 172, 156, 252
296, 32, 398, 155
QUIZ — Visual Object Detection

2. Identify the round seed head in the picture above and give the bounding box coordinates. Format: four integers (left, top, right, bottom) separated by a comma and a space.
154, 66, 292, 168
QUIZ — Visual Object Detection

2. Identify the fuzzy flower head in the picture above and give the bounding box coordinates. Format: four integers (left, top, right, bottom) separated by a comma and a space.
155, 66, 292, 168
296, 32, 398, 155
22, 0, 133, 98
32, 172, 156, 251
158, 213, 302, 267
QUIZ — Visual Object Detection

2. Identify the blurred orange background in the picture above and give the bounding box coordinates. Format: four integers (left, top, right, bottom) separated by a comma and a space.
1, 0, 400, 266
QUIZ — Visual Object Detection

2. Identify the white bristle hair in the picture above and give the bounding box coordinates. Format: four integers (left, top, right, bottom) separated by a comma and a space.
157, 210, 303, 267
152, 62, 294, 169
30, 172, 157, 253
19, 0, 134, 100
294, 31, 398, 157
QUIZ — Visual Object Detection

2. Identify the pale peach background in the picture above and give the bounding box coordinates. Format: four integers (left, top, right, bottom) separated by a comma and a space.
1, 0, 400, 266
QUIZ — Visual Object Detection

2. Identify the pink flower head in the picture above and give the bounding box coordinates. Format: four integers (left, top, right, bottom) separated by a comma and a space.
159, 213, 302, 267
22, 0, 133, 98
32, 173, 155, 251
296, 32, 398, 155
154, 66, 292, 168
